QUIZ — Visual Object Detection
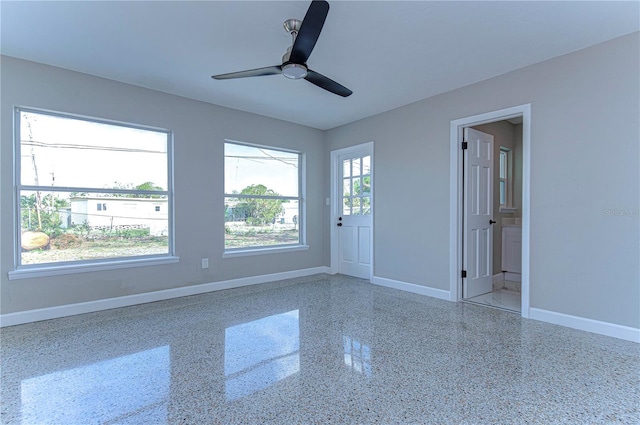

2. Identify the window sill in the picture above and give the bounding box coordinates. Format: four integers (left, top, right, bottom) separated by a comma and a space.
8, 256, 180, 280
223, 245, 309, 259
499, 206, 518, 214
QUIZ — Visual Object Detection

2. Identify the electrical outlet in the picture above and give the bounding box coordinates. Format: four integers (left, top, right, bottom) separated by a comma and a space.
201, 258, 209, 269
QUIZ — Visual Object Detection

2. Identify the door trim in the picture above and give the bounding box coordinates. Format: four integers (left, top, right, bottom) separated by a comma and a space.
449, 105, 531, 318
330, 142, 374, 279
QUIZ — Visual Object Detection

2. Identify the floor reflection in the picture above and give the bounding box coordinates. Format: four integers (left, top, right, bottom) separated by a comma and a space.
343, 336, 372, 377
20, 346, 170, 424
224, 310, 300, 401
4, 275, 634, 424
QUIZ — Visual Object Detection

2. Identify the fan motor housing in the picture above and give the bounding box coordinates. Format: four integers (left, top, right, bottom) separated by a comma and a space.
282, 62, 308, 79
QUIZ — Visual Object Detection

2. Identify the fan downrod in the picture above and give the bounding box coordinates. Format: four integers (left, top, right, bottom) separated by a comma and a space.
282, 18, 307, 79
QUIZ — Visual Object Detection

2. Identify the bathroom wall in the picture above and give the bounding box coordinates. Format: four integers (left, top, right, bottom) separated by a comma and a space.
513, 123, 523, 222
472, 121, 522, 277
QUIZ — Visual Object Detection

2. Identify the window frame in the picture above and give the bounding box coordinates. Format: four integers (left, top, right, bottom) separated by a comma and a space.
498, 146, 515, 212
9, 107, 178, 280
341, 154, 372, 217
222, 140, 307, 257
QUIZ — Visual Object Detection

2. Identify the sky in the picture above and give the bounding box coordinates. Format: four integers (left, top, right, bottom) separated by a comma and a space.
20, 110, 300, 198
20, 111, 168, 193
224, 142, 299, 197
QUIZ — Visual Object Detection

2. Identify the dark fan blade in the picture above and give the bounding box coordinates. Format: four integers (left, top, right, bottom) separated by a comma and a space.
290, 0, 329, 64
212, 66, 282, 80
304, 69, 352, 97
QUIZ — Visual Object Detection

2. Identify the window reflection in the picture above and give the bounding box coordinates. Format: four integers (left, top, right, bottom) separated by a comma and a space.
20, 346, 170, 424
225, 310, 300, 401
343, 336, 372, 377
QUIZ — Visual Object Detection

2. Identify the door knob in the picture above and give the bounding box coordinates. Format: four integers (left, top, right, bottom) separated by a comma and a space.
489, 220, 497, 225
337, 222, 343, 227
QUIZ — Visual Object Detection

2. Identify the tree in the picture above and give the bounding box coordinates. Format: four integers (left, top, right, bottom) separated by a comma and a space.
234, 184, 285, 226
133, 181, 165, 197
21, 193, 69, 237
111, 181, 165, 198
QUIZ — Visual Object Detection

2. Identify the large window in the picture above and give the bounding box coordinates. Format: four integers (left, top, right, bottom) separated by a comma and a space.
224, 142, 302, 251
14, 108, 173, 270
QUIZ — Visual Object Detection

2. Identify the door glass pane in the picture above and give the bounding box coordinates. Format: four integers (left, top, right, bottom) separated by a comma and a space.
352, 158, 361, 177
343, 159, 351, 178
362, 156, 371, 175
362, 176, 371, 194
343, 197, 351, 216
353, 177, 362, 196
362, 196, 371, 214
343, 179, 351, 197
352, 197, 361, 215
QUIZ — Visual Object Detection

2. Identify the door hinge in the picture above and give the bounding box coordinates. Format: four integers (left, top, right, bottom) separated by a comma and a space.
461, 270, 467, 278
461, 141, 468, 150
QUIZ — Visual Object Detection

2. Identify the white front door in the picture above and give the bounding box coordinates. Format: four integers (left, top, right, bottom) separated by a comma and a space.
463, 128, 494, 298
331, 144, 373, 280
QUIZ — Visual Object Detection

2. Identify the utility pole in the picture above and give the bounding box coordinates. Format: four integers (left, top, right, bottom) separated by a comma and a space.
26, 117, 43, 230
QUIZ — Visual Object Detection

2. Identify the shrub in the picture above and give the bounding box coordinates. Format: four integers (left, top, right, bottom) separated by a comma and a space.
51, 233, 82, 249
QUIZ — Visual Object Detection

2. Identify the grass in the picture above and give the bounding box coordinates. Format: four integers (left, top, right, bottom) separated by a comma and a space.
21, 223, 299, 264
225, 222, 299, 248
225, 230, 299, 248
21, 233, 168, 265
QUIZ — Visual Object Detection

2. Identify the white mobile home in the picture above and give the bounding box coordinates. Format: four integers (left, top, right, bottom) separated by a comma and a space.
70, 196, 168, 236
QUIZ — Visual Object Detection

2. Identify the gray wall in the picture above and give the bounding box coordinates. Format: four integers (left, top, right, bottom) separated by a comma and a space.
326, 33, 639, 328
472, 120, 522, 275
0, 56, 326, 314
2, 33, 639, 331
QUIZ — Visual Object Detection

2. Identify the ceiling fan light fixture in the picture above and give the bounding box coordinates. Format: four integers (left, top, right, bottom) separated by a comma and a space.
282, 63, 308, 79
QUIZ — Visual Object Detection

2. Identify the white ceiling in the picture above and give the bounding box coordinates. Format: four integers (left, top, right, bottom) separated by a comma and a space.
1, 1, 638, 130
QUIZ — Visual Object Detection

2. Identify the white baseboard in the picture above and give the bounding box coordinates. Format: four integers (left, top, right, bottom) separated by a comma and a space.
494, 272, 522, 283
504, 272, 521, 282
6, 267, 636, 344
371, 276, 451, 301
0, 266, 330, 327
529, 307, 640, 343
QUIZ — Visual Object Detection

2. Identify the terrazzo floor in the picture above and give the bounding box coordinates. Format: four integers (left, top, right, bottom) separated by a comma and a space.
1, 274, 638, 424
465, 288, 522, 313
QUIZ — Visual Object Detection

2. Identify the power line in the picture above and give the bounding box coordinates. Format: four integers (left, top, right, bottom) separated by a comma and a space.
258, 149, 298, 168
21, 208, 168, 222
21, 139, 165, 154
225, 154, 298, 168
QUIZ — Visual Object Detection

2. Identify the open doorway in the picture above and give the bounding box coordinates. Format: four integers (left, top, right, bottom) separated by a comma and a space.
449, 105, 531, 319
463, 120, 523, 313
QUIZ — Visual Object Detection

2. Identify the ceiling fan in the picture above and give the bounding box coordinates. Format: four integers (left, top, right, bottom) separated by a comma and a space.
212, 0, 352, 97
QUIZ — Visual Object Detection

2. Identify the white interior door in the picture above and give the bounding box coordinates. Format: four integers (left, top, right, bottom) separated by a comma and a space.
463, 128, 494, 298
332, 145, 373, 279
